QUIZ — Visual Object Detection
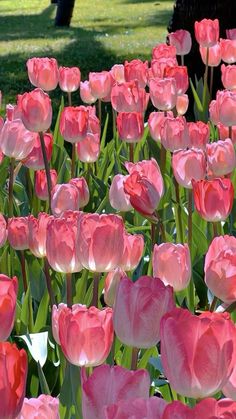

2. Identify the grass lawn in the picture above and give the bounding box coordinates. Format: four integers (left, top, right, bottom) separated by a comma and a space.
0, 0, 174, 105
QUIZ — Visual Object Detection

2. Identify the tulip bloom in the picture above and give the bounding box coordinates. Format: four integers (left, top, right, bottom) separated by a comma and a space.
81, 364, 150, 419
18, 395, 59, 419
188, 121, 210, 149
117, 112, 144, 143
153, 243, 191, 292
60, 106, 89, 143
120, 233, 144, 272
160, 116, 189, 152
0, 213, 7, 248
52, 303, 67, 345
168, 29, 192, 55
221, 64, 236, 90
80, 81, 97, 104
149, 57, 177, 80
152, 43, 177, 60
221, 39, 236, 63
176, 94, 189, 116
204, 235, 236, 304
8, 217, 29, 250
194, 18, 219, 47
109, 174, 132, 212
164, 66, 189, 95
17, 88, 52, 132
104, 268, 126, 307
0, 119, 37, 160
223, 354, 236, 400
172, 148, 206, 189
124, 59, 148, 88
58, 305, 113, 366
76, 132, 100, 163
218, 123, 236, 144
51, 183, 80, 216
113, 276, 175, 348
28, 213, 52, 258
46, 215, 83, 273
0, 274, 18, 341
26, 57, 59, 91
110, 64, 125, 84
206, 138, 236, 177
148, 111, 173, 142
35, 169, 58, 201
0, 342, 27, 419
160, 308, 236, 398
59, 66, 81, 92
227, 29, 236, 40
22, 132, 53, 170
162, 398, 236, 418
111, 80, 149, 113
77, 213, 125, 272
69, 177, 89, 208
200, 43, 222, 66
192, 178, 234, 222
89, 71, 112, 100
149, 77, 177, 111
105, 397, 167, 419
215, 90, 236, 127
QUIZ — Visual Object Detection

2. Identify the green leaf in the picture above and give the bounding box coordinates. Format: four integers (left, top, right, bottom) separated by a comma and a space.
53, 95, 65, 148
190, 78, 203, 113
37, 362, 51, 395
100, 113, 109, 151
33, 290, 49, 332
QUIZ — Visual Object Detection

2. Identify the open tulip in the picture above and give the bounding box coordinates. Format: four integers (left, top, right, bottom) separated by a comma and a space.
206, 138, 236, 177
120, 232, 144, 272
152, 43, 176, 60
17, 88, 52, 132
221, 39, 236, 63
200, 42, 222, 66
148, 111, 173, 142
160, 116, 189, 152
221, 64, 236, 89
22, 132, 53, 170
35, 169, 58, 201
104, 268, 126, 307
124, 59, 148, 88
111, 80, 149, 113
0, 274, 18, 341
28, 213, 52, 258
105, 397, 167, 419
58, 305, 113, 366
160, 308, 236, 398
109, 174, 132, 212
59, 66, 81, 92
117, 112, 144, 143
76, 132, 100, 163
0, 119, 37, 160
192, 178, 234, 222
164, 66, 189, 94
113, 276, 175, 348
26, 57, 58, 91
194, 18, 219, 47
0, 213, 7, 248
168, 29, 192, 55
172, 148, 206, 188
149, 77, 177, 111
188, 121, 210, 149
125, 158, 164, 199
81, 364, 150, 419
8, 217, 29, 250
18, 395, 59, 419
60, 106, 89, 143
153, 243, 191, 291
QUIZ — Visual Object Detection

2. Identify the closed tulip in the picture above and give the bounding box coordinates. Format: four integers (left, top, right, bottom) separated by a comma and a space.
206, 138, 236, 177
152, 43, 177, 60
35, 169, 58, 201
22, 132, 53, 170
69, 177, 89, 208
221, 39, 236, 63
160, 116, 189, 152
59, 66, 81, 92
8, 217, 29, 250
221, 64, 236, 89
60, 106, 89, 143
125, 158, 164, 199
200, 43, 222, 66
0, 274, 18, 341
209, 99, 220, 125
110, 64, 125, 84
51, 183, 80, 216
124, 59, 148, 88
162, 398, 236, 418
192, 178, 234, 222
153, 243, 191, 292
0, 342, 27, 419
0, 119, 37, 160
17, 88, 52, 132
109, 174, 132, 212
149, 77, 177, 111
188, 121, 210, 149
172, 148, 206, 188
0, 213, 7, 248
89, 71, 112, 100
148, 111, 173, 142
81, 364, 150, 419
215, 90, 236, 127
52, 303, 67, 345
18, 395, 59, 419
160, 308, 236, 398
149, 57, 177, 80
111, 80, 149, 113
120, 232, 144, 272
104, 268, 126, 307
164, 66, 189, 94
194, 18, 219, 47
218, 122, 236, 144
26, 57, 59, 91
28, 213, 52, 258
58, 305, 113, 366
105, 397, 167, 419
227, 29, 236, 40
76, 132, 100, 163
117, 112, 144, 143
80, 81, 97, 104
113, 276, 175, 348
46, 215, 83, 273
77, 213, 125, 272
168, 29, 192, 55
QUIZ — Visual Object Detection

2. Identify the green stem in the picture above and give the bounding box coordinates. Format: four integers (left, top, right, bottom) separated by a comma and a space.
98, 99, 102, 124
181, 55, 184, 66
187, 189, 194, 312
202, 47, 209, 110
212, 222, 218, 239
174, 178, 184, 243
66, 272, 73, 308
44, 258, 56, 308
131, 347, 139, 370
91, 272, 101, 308
154, 211, 166, 242
67, 91, 72, 107
39, 131, 52, 213
8, 157, 15, 217
20, 250, 28, 294
209, 296, 218, 312
160, 144, 166, 177
209, 66, 214, 100
129, 143, 134, 162
151, 222, 156, 249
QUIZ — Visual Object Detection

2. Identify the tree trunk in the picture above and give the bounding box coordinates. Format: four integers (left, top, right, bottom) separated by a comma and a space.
55, 0, 75, 27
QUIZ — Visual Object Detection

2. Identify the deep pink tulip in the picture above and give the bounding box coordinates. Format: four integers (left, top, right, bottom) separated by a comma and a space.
26, 57, 59, 91
221, 39, 236, 63
194, 18, 219, 47
117, 112, 144, 143
35, 169, 58, 201
51, 183, 80, 217
152, 43, 177, 60
17, 88, 52, 132
18, 395, 59, 419
200, 42, 222, 66
124, 59, 148, 88
81, 364, 150, 419
28, 213, 52, 258
160, 116, 189, 152
176, 93, 189, 115
168, 29, 192, 55
205, 235, 236, 304
111, 80, 149, 113
105, 397, 167, 419
188, 121, 210, 149
77, 213, 125, 272
58, 66, 81, 92
58, 305, 113, 366
8, 217, 29, 250
0, 213, 7, 248
149, 77, 177, 111
113, 276, 175, 348
60, 106, 89, 143
89, 71, 112, 100
46, 215, 83, 273
149, 57, 177, 80
164, 66, 189, 94
160, 308, 236, 398
52, 303, 67, 344
76, 132, 100, 163
148, 111, 173, 142
172, 148, 206, 188
192, 177, 234, 222
0, 119, 37, 160
22, 132, 53, 170
69, 177, 89, 208
104, 268, 126, 307
80, 81, 97, 104
110, 64, 125, 84
120, 232, 144, 272
0, 274, 18, 341
153, 243, 191, 292
109, 174, 132, 212
227, 29, 236, 40
206, 138, 236, 177
0, 342, 27, 419
221, 64, 236, 89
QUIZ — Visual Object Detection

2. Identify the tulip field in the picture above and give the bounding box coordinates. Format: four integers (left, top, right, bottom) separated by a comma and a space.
2, 14, 236, 419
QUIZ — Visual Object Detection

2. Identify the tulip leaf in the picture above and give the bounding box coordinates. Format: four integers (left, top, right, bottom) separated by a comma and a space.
33, 290, 50, 333
59, 362, 82, 419
190, 78, 203, 113
100, 113, 109, 151
53, 95, 65, 148
138, 347, 158, 369
149, 355, 164, 373
37, 362, 51, 395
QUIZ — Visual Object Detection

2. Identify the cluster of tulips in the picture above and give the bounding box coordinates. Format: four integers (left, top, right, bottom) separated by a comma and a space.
2, 15, 236, 418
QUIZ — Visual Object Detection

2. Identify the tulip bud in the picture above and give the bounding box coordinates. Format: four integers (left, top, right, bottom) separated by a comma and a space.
59, 66, 81, 92
8, 217, 29, 250
80, 81, 97, 104
51, 183, 80, 217
120, 232, 144, 272
35, 169, 58, 201
176, 94, 189, 116
76, 132, 100, 163
194, 18, 219, 47
26, 57, 59, 91
0, 119, 37, 160
216, 89, 236, 127
168, 29, 192, 55
17, 88, 52, 132
110, 64, 125, 84
22, 132, 53, 170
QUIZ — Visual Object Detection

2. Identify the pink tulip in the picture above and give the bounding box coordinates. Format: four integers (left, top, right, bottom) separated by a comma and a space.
148, 111, 173, 142
46, 215, 83, 273
111, 80, 149, 113
117, 112, 144, 143
206, 138, 236, 177
80, 81, 97, 104
81, 364, 150, 419
76, 132, 100, 163
58, 66, 81, 92
152, 43, 177, 60
58, 305, 113, 366
0, 274, 18, 341
35, 169, 58, 201
120, 232, 144, 272
60, 106, 89, 143
221, 64, 236, 89
124, 59, 148, 88
104, 268, 126, 307
149, 77, 177, 111
8, 217, 29, 250
221, 39, 236, 63
160, 308, 236, 398
200, 42, 222, 66
18, 395, 59, 419
227, 29, 236, 40
28, 213, 52, 258
69, 177, 89, 208
125, 158, 164, 199
105, 397, 167, 419
77, 213, 125, 272
89, 71, 112, 100
192, 177, 234, 222
17, 88, 52, 132
0, 119, 37, 159
218, 122, 236, 144
162, 398, 236, 418
160, 116, 189, 152
110, 64, 125, 84
51, 183, 80, 217
6, 104, 21, 121
109, 174, 132, 212
188, 121, 210, 149
26, 57, 59, 91
113, 276, 175, 348
172, 148, 206, 189
176, 94, 189, 115
194, 18, 219, 47
223, 356, 236, 400
52, 303, 67, 344
22, 132, 53, 170
0, 213, 7, 248
215, 90, 236, 127
164, 66, 189, 94
205, 235, 236, 304
209, 99, 219, 125
153, 243, 191, 291
168, 29, 192, 55
149, 57, 177, 79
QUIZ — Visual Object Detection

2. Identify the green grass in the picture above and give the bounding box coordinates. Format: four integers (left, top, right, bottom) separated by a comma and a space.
0, 0, 173, 105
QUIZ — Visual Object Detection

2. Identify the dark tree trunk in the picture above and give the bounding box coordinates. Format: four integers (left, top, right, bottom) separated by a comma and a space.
51, 0, 58, 4
55, 0, 75, 27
